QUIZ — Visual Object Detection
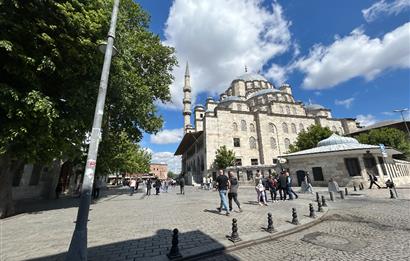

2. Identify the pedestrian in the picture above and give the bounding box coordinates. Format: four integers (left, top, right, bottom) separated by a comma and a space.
146, 179, 152, 196
130, 178, 137, 196
164, 179, 169, 192
179, 174, 185, 195
267, 175, 278, 202
155, 179, 161, 195
385, 179, 395, 189
301, 172, 314, 194
277, 171, 288, 200
286, 172, 298, 200
135, 178, 140, 191
94, 177, 102, 199
256, 180, 268, 206
228, 171, 242, 212
216, 170, 230, 216
368, 171, 381, 189
328, 177, 340, 193
262, 175, 270, 202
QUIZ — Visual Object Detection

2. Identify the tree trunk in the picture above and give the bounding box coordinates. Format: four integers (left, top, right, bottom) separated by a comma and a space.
0, 154, 24, 219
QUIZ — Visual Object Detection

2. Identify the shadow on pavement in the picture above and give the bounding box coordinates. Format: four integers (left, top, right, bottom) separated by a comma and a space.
26, 229, 240, 261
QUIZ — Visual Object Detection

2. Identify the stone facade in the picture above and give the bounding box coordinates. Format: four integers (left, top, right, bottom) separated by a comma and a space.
149, 163, 168, 180
175, 71, 359, 185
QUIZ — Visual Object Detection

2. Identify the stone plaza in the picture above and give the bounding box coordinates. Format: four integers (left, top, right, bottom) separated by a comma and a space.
1, 185, 409, 260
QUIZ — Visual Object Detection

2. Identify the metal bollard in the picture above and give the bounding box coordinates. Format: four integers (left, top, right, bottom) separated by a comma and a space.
266, 213, 275, 233
227, 218, 241, 242
309, 203, 316, 218
329, 191, 334, 201
345, 187, 348, 196
354, 186, 357, 191
291, 208, 300, 225
321, 195, 327, 207
339, 190, 345, 199
167, 228, 182, 259
360, 183, 364, 190
316, 192, 320, 202
317, 200, 324, 212
390, 189, 396, 199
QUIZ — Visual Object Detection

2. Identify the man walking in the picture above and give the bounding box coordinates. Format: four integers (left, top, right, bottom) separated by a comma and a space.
278, 171, 288, 200
130, 178, 136, 196
286, 171, 298, 200
146, 179, 152, 196
368, 171, 381, 189
228, 171, 242, 212
216, 170, 230, 216
179, 174, 185, 195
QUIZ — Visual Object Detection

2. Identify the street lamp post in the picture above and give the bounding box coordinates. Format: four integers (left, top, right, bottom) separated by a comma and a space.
393, 108, 410, 138
65, 0, 120, 260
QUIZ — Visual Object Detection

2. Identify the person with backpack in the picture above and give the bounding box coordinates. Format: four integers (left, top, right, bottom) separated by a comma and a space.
368, 171, 381, 189
228, 171, 242, 212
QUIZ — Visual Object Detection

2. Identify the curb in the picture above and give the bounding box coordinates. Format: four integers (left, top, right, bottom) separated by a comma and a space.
178, 209, 329, 261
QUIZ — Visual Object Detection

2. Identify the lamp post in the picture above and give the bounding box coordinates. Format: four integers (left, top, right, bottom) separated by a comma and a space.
393, 108, 410, 138
65, 0, 120, 260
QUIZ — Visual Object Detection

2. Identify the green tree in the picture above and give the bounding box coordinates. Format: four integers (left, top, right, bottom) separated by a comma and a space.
0, 0, 176, 218
167, 171, 176, 179
214, 145, 236, 170
354, 128, 410, 159
289, 124, 333, 152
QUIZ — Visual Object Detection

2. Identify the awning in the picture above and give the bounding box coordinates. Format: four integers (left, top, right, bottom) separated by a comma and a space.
174, 131, 203, 155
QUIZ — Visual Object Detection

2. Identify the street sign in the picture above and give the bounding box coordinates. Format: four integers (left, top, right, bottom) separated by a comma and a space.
379, 144, 387, 158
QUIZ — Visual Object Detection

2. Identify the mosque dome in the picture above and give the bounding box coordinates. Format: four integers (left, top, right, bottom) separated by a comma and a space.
305, 104, 326, 110
317, 134, 359, 147
236, 72, 268, 82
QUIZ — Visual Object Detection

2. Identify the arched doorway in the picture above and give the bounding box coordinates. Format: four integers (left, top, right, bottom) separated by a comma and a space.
296, 170, 306, 186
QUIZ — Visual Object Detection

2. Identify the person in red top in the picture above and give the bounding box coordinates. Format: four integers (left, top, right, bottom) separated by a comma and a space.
267, 175, 278, 202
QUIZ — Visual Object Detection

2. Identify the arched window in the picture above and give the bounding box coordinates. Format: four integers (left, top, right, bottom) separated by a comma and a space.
291, 123, 297, 134
292, 107, 297, 115
331, 126, 337, 132
249, 137, 257, 149
279, 106, 284, 114
282, 122, 288, 133
270, 137, 277, 150
233, 122, 238, 131
286, 106, 290, 114
241, 120, 247, 131
250, 123, 255, 132
284, 138, 290, 151
299, 123, 304, 132
269, 123, 276, 133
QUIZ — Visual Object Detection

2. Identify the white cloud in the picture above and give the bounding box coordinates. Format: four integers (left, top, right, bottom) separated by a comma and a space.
151, 151, 181, 173
381, 111, 395, 116
356, 114, 378, 126
162, 0, 292, 109
335, 97, 355, 109
362, 0, 410, 22
293, 23, 410, 89
265, 64, 287, 86
150, 128, 183, 144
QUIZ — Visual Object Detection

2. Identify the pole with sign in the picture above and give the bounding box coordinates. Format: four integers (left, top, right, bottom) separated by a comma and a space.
379, 144, 398, 198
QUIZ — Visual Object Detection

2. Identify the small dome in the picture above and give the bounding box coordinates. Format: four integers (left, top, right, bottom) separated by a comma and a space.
305, 104, 326, 110
317, 134, 359, 147
236, 72, 268, 82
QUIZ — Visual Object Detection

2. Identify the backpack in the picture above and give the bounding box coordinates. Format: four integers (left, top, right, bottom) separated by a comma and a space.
373, 175, 378, 181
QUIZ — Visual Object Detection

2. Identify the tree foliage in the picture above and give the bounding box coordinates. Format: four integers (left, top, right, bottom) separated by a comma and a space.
354, 128, 410, 159
289, 125, 333, 152
214, 145, 236, 170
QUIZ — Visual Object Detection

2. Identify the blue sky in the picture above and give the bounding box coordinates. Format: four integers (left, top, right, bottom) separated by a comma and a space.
136, 0, 410, 172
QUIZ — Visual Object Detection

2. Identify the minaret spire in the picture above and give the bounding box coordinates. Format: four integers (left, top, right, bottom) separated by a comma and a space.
183, 61, 192, 133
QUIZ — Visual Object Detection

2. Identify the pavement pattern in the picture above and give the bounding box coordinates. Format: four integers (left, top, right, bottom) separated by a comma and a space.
1, 185, 409, 260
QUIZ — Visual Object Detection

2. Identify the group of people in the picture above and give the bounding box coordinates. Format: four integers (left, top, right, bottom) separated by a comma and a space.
128, 178, 175, 196
201, 176, 214, 190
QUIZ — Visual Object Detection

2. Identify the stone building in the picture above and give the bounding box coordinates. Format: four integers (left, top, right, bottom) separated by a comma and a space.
175, 64, 360, 185
282, 134, 410, 187
149, 163, 168, 180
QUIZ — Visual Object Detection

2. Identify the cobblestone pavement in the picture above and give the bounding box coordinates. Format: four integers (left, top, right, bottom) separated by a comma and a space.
201, 189, 410, 261
1, 186, 409, 260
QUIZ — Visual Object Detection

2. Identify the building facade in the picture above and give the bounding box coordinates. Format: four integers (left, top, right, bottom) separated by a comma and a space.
149, 163, 168, 180
175, 65, 360, 185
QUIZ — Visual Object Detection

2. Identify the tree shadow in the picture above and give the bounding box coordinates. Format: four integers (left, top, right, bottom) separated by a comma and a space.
25, 229, 240, 261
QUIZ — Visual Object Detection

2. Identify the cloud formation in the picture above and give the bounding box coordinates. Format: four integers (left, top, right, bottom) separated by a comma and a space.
362, 0, 410, 22
356, 114, 378, 126
293, 23, 410, 90
335, 97, 355, 109
150, 128, 183, 144
163, 0, 292, 109
151, 151, 181, 173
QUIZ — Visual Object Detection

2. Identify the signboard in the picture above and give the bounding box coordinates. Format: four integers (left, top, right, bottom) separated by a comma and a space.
379, 144, 387, 158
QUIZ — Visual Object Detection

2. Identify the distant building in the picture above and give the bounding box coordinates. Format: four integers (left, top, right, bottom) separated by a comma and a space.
348, 120, 410, 136
175, 63, 360, 185
150, 163, 168, 180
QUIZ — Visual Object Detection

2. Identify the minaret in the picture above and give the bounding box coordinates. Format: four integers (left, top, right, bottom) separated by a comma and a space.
183, 62, 192, 133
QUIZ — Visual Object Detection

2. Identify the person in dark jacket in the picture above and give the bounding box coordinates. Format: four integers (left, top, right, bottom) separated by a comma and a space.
228, 171, 242, 212
155, 179, 161, 195
146, 179, 152, 196
277, 172, 288, 200
286, 172, 298, 200
368, 171, 381, 189
179, 174, 185, 195
267, 175, 278, 201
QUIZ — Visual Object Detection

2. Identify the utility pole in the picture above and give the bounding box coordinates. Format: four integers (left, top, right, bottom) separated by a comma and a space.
65, 0, 120, 260
393, 108, 410, 139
